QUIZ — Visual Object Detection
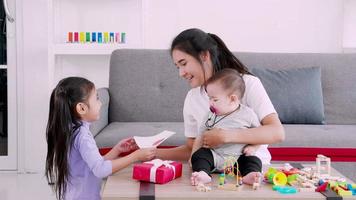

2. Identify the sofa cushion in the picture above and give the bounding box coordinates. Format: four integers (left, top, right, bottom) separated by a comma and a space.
251, 67, 325, 124
109, 49, 190, 122
270, 124, 356, 148
94, 122, 185, 148
236, 53, 356, 125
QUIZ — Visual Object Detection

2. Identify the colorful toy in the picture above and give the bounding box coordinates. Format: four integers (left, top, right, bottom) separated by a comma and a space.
104, 32, 109, 43
98, 32, 102, 43
217, 156, 242, 191
287, 174, 298, 184
74, 32, 79, 42
331, 185, 353, 196
110, 32, 115, 43
219, 173, 225, 186
116, 32, 121, 43
272, 185, 297, 194
121, 32, 126, 43
79, 32, 85, 43
67, 32, 73, 43
265, 167, 288, 186
86, 32, 90, 42
91, 32, 96, 42
66, 32, 126, 44
347, 184, 356, 195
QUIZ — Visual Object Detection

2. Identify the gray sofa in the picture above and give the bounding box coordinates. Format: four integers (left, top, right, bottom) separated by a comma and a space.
91, 49, 356, 182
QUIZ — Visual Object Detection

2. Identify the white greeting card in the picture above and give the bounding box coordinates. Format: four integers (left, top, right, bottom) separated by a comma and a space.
133, 130, 176, 148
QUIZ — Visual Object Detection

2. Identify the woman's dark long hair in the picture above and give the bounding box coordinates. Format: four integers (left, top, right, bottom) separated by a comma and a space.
170, 28, 251, 76
45, 77, 94, 200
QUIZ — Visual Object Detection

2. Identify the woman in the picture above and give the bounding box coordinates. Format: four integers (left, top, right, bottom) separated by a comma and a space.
156, 28, 284, 168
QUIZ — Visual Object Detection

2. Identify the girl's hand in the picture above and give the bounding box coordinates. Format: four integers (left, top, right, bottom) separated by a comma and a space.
133, 147, 156, 162
115, 137, 139, 153
202, 128, 227, 148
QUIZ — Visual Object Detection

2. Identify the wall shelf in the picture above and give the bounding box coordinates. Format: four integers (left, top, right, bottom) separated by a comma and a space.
48, 0, 146, 87
53, 43, 136, 55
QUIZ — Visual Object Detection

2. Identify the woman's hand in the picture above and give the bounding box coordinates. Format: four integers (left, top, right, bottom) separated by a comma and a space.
201, 128, 228, 148
114, 137, 139, 154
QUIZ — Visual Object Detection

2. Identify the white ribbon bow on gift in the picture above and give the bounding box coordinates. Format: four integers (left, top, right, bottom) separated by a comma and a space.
145, 159, 176, 182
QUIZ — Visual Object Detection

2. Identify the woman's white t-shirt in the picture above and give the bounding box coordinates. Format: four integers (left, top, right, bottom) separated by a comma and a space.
183, 74, 276, 165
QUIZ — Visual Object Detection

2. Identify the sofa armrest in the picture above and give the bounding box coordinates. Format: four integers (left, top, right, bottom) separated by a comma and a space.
90, 87, 110, 137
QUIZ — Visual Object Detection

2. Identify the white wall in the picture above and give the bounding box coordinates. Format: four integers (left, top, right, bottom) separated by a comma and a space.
144, 0, 344, 52
343, 0, 356, 51
21, 0, 49, 171
20, 0, 353, 172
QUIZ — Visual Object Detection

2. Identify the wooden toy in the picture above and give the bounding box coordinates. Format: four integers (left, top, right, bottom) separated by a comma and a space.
74, 32, 79, 42
252, 176, 261, 190
91, 32, 96, 42
98, 32, 102, 43
116, 32, 121, 43
121, 32, 126, 43
316, 154, 331, 176
103, 32, 109, 43
86, 32, 90, 42
67, 32, 73, 43
79, 32, 85, 43
110, 32, 115, 43
217, 156, 241, 191
196, 183, 211, 192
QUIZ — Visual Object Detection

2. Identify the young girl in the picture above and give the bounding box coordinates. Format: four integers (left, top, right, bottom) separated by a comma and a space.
190, 69, 262, 186
45, 77, 155, 200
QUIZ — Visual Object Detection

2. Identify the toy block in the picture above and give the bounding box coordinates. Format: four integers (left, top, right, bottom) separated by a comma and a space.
315, 182, 328, 192
299, 187, 316, 192
316, 154, 331, 176
339, 185, 348, 191
337, 188, 353, 197
196, 183, 211, 192
347, 184, 356, 195
272, 185, 297, 194
252, 182, 260, 190
301, 182, 314, 188
331, 186, 352, 197
252, 175, 261, 190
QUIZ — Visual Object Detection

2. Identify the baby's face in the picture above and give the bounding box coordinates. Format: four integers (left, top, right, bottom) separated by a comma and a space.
206, 83, 238, 116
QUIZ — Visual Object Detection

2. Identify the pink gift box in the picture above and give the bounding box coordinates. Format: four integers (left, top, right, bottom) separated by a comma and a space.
132, 159, 182, 184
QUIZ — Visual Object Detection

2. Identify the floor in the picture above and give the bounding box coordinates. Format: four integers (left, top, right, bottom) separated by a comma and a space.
0, 171, 108, 200
0, 172, 56, 200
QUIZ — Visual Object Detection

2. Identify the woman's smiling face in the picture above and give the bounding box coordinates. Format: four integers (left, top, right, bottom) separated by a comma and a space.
172, 49, 211, 88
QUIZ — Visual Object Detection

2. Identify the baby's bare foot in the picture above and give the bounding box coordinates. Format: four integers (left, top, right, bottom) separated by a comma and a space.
191, 171, 211, 186
242, 172, 262, 185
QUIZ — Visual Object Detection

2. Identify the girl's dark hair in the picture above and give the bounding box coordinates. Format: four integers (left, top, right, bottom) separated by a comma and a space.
45, 77, 94, 200
170, 28, 251, 77
205, 68, 245, 99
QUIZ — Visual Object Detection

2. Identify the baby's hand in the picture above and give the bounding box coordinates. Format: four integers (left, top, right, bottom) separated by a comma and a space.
133, 147, 156, 162
115, 137, 139, 153
243, 145, 260, 156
